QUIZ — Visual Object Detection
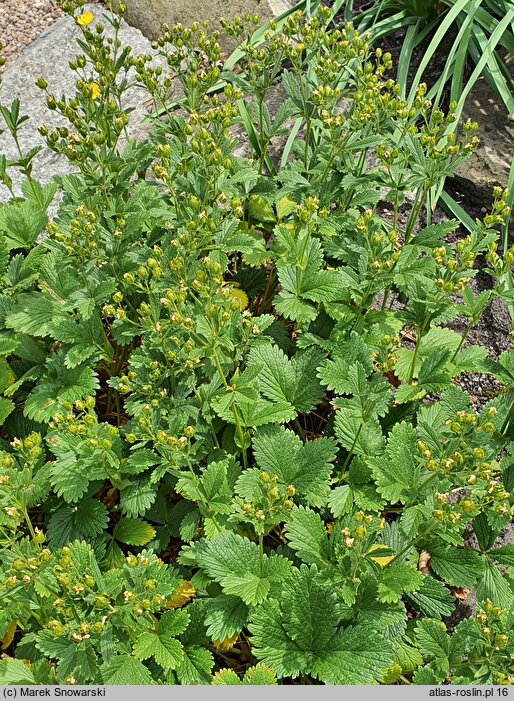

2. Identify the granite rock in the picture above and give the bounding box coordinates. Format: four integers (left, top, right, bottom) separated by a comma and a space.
123, 0, 293, 47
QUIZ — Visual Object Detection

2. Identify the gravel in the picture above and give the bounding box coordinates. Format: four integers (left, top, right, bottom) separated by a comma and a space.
0, 0, 104, 68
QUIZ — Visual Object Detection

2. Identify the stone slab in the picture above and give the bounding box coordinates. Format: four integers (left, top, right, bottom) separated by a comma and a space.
453, 74, 514, 209
0, 3, 165, 207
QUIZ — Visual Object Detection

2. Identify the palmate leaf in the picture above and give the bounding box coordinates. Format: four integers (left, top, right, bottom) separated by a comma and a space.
204, 595, 249, 641
334, 410, 385, 458
120, 473, 157, 517
0, 199, 48, 249
212, 663, 277, 685
113, 517, 156, 546
192, 531, 292, 606
284, 506, 330, 567
368, 421, 418, 503
249, 565, 394, 683
174, 646, 214, 685
317, 335, 373, 394
377, 563, 424, 604
475, 559, 514, 609
101, 655, 154, 685
5, 293, 63, 338
247, 344, 325, 414
47, 452, 90, 503
429, 546, 485, 588
133, 610, 189, 669
23, 350, 99, 422
0, 657, 36, 684
405, 575, 455, 618
47, 499, 109, 549
414, 619, 450, 663
36, 633, 97, 682
252, 425, 336, 506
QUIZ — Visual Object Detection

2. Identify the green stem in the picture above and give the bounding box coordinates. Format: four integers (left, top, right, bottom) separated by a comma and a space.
387, 522, 439, 567
407, 328, 420, 385
212, 348, 229, 389
22, 506, 36, 542
294, 418, 306, 442
500, 394, 514, 435
258, 97, 266, 175
304, 118, 311, 171
450, 320, 473, 363
404, 186, 428, 246
339, 423, 363, 479
259, 532, 264, 574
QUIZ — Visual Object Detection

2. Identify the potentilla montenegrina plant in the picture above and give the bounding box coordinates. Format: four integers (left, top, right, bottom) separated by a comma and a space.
0, 0, 513, 685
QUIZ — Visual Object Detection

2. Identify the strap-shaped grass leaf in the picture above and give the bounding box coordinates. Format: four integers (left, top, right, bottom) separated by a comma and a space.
194, 531, 292, 606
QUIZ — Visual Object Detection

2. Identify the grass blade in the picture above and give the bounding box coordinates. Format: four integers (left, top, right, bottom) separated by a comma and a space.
406, 0, 478, 108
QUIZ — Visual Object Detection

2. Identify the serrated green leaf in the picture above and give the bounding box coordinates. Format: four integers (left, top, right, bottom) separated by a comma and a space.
377, 564, 424, 603
204, 595, 249, 641
120, 474, 157, 517
429, 547, 485, 588
193, 531, 292, 606
101, 655, 154, 684
284, 506, 330, 567
252, 425, 336, 506
249, 565, 393, 683
113, 517, 156, 546
0, 658, 36, 684
47, 499, 109, 549
414, 618, 450, 661
405, 576, 455, 618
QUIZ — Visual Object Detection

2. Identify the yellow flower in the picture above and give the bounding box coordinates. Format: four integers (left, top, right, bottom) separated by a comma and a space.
76, 11, 94, 26
166, 579, 196, 609
89, 82, 101, 100
227, 284, 248, 310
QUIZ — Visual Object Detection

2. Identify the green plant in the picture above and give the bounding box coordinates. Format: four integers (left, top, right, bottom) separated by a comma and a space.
334, 0, 514, 317
0, 0, 513, 685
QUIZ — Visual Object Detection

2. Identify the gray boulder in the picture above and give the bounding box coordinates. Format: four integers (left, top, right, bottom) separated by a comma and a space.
123, 0, 293, 46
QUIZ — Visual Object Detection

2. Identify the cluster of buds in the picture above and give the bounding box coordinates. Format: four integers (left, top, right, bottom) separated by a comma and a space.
238, 472, 296, 533
475, 601, 512, 661
340, 512, 375, 549
7, 544, 52, 588
373, 333, 402, 374
47, 206, 100, 263
48, 400, 119, 466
